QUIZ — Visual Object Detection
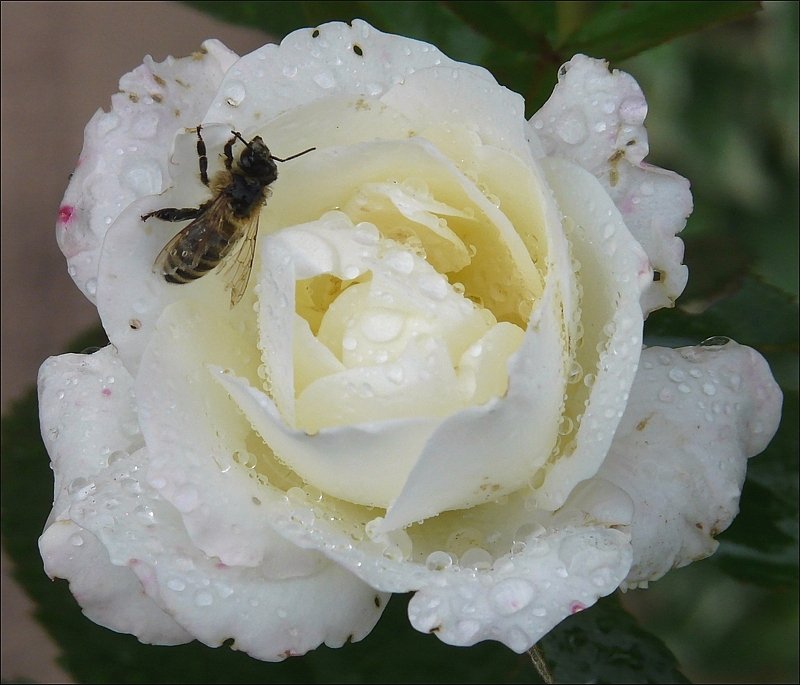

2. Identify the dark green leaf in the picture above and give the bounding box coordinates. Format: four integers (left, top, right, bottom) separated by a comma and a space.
561, 1, 761, 61
714, 390, 799, 587
540, 594, 689, 683
186, 1, 364, 37
442, 1, 557, 53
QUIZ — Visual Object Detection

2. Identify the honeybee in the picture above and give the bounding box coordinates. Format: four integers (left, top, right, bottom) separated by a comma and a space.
141, 126, 314, 306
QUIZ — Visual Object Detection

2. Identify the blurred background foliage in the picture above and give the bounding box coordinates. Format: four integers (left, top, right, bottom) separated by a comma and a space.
2, 1, 797, 683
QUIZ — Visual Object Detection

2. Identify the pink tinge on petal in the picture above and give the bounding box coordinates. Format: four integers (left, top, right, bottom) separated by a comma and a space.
570, 601, 586, 614
57, 205, 74, 225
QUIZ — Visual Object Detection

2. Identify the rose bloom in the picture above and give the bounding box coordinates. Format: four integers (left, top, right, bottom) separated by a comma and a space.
39, 21, 782, 658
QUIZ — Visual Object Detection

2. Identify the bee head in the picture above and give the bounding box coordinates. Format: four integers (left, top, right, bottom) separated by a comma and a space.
238, 136, 276, 177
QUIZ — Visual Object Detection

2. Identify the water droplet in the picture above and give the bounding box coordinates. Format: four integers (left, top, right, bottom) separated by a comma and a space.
313, 71, 336, 89
702, 383, 716, 396
583, 373, 596, 388
555, 109, 588, 145
69, 533, 84, 547
224, 81, 246, 107
167, 578, 186, 592
281, 64, 298, 79
668, 368, 686, 383
658, 387, 673, 403
386, 250, 415, 274
174, 484, 199, 512
700, 336, 731, 347
425, 551, 453, 571
194, 590, 214, 606
386, 365, 404, 384
678, 383, 691, 394
461, 547, 493, 570
121, 477, 142, 494
86, 278, 98, 296
361, 310, 404, 343
489, 578, 534, 615
418, 273, 448, 300
107, 450, 127, 465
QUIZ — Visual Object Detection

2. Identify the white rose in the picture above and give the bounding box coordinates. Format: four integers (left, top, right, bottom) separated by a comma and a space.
39, 21, 782, 658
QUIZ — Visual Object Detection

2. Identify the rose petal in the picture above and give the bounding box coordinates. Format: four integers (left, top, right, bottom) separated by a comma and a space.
137, 298, 274, 566
59, 40, 239, 303
66, 449, 386, 660
254, 476, 632, 653
531, 55, 691, 314
530, 158, 649, 510
211, 367, 440, 508
39, 519, 192, 645
38, 347, 142, 522
598, 342, 782, 585
380, 281, 566, 530
202, 20, 493, 131
380, 65, 532, 161
406, 525, 630, 651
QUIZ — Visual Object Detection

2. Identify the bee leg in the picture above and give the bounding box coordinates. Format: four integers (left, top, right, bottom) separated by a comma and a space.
223, 134, 237, 171
196, 126, 209, 186
141, 206, 203, 222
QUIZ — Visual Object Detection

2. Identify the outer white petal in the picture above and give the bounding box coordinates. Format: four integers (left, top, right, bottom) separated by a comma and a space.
67, 449, 386, 661
255, 475, 632, 653
406, 526, 630, 650
202, 20, 494, 134
38, 347, 143, 523
58, 40, 239, 302
598, 342, 782, 585
37, 346, 191, 644
530, 54, 692, 314
39, 520, 191, 645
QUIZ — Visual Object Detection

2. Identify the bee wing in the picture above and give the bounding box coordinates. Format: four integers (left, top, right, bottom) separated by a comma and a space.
218, 213, 260, 307
152, 198, 224, 278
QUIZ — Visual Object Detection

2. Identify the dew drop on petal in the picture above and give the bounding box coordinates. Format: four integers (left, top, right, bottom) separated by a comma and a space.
668, 367, 686, 383
425, 551, 453, 571
555, 108, 588, 145
460, 547, 493, 570
167, 578, 186, 592
224, 81, 246, 107
194, 590, 214, 606
489, 578, 534, 616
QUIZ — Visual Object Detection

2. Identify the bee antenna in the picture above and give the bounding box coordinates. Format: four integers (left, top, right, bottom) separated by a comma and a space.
231, 130, 250, 148
273, 147, 316, 163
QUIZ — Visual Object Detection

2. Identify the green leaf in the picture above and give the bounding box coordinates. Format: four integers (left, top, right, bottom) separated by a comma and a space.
714, 390, 799, 587
442, 1, 557, 53
560, 1, 762, 61
186, 1, 364, 37
539, 594, 689, 684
